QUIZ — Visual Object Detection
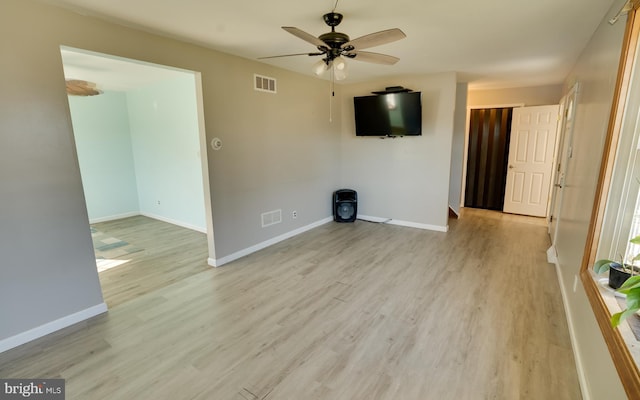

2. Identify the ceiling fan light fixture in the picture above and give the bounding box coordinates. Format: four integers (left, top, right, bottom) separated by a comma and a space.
333, 56, 347, 71
332, 57, 348, 80
334, 65, 348, 81
312, 59, 329, 75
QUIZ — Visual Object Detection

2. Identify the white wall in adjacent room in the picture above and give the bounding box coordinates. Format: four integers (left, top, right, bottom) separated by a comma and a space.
68, 91, 139, 221
68, 73, 206, 232
127, 74, 206, 232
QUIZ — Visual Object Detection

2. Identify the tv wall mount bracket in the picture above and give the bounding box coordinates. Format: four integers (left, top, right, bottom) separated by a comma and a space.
371, 86, 413, 94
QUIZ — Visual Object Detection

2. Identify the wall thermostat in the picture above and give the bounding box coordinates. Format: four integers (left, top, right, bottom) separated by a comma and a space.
211, 137, 222, 150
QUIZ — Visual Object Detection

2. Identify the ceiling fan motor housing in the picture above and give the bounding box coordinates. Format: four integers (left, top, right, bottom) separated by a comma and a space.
319, 32, 350, 49
323, 12, 343, 27
320, 12, 352, 60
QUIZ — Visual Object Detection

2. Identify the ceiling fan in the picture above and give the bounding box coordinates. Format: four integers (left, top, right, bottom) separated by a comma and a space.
259, 11, 406, 80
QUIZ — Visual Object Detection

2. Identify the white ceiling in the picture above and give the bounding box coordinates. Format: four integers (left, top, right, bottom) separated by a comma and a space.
50, 0, 619, 90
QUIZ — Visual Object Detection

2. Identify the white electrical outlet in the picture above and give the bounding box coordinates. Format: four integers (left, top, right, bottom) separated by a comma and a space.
157, 200, 161, 205
292, 211, 298, 219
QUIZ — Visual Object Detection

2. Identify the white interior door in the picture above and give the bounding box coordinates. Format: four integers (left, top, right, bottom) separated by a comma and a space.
503, 105, 560, 217
549, 84, 579, 244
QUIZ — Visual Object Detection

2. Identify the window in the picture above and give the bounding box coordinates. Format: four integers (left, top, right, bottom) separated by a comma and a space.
581, 2, 640, 396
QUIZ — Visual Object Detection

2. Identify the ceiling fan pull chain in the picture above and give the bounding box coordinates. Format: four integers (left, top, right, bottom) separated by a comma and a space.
329, 68, 334, 122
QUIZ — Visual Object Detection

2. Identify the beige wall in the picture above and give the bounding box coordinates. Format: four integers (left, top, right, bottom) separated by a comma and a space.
467, 84, 563, 107
555, 0, 628, 398
339, 74, 457, 230
0, 0, 341, 344
1, 0, 461, 349
3, 0, 344, 262
3, 5, 625, 396
1, 1, 106, 343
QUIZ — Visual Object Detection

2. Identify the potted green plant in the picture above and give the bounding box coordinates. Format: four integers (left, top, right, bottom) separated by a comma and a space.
594, 235, 640, 327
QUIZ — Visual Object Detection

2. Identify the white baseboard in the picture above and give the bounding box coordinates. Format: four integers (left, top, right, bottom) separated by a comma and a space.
89, 212, 207, 234
388, 219, 449, 232
210, 217, 333, 267
358, 215, 449, 233
357, 215, 391, 223
140, 212, 207, 234
547, 245, 558, 264
209, 214, 449, 268
553, 260, 590, 400
89, 212, 139, 224
0, 303, 108, 354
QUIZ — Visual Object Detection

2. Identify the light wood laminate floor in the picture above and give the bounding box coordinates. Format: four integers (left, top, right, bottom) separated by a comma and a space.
93, 216, 210, 308
0, 209, 581, 399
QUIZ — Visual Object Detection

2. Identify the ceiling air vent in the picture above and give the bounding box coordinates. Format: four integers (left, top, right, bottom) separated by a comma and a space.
254, 74, 277, 93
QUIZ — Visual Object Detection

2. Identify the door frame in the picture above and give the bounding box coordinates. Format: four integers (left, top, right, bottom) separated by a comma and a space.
547, 93, 568, 228
460, 103, 525, 210
61, 46, 217, 278
548, 82, 580, 244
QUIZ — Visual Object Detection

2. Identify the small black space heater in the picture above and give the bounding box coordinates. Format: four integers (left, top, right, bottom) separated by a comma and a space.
333, 189, 357, 223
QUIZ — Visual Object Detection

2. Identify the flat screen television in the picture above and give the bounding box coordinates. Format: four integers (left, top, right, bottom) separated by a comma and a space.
353, 91, 422, 137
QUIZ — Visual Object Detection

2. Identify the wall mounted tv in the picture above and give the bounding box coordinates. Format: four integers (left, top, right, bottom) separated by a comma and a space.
353, 91, 422, 137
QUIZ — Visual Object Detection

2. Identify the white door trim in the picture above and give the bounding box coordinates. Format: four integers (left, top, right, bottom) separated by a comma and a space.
549, 82, 580, 245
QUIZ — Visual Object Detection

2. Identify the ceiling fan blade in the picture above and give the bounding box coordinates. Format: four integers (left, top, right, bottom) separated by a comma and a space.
258, 52, 324, 60
346, 51, 399, 65
65, 79, 102, 96
282, 27, 327, 49
343, 28, 406, 51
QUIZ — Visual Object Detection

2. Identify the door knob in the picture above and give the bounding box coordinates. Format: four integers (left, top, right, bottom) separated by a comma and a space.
508, 165, 514, 169
554, 184, 563, 188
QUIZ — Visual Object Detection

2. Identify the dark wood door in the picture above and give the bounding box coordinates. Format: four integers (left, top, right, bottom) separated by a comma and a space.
464, 107, 513, 211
